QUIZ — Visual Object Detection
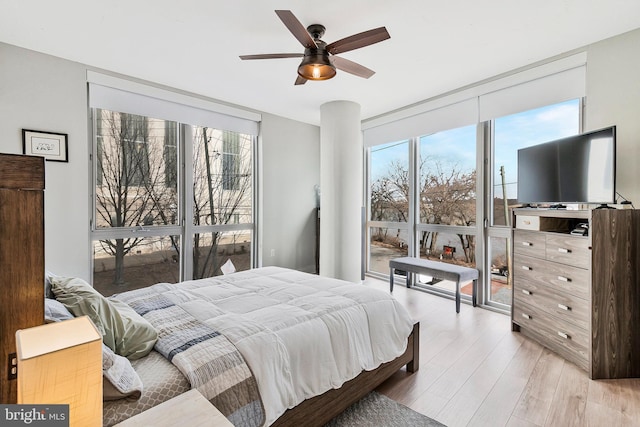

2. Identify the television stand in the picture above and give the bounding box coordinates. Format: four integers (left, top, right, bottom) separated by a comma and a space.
549, 204, 567, 209
595, 204, 615, 209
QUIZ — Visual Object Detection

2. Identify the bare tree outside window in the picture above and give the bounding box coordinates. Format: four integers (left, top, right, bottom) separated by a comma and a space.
369, 156, 476, 264
164, 121, 178, 190
419, 157, 476, 264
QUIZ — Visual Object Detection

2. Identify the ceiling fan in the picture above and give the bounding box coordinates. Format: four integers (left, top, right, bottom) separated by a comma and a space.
239, 10, 390, 85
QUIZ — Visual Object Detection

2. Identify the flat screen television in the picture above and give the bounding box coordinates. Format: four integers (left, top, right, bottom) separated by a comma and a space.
517, 126, 616, 205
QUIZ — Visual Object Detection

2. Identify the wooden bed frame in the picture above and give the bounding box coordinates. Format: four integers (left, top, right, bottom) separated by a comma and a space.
271, 322, 420, 427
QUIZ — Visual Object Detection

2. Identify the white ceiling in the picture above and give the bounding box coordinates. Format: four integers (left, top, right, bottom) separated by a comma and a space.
2, 1, 640, 126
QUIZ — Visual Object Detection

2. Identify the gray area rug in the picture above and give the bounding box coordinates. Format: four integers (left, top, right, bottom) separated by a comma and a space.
325, 391, 446, 427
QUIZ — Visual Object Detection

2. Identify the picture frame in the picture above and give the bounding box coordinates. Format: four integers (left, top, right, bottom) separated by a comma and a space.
22, 129, 68, 162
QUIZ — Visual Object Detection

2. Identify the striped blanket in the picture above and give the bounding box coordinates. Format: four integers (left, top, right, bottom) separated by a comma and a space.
116, 287, 265, 427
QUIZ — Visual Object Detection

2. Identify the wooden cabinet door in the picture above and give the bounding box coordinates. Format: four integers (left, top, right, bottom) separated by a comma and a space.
591, 209, 640, 379
0, 154, 44, 403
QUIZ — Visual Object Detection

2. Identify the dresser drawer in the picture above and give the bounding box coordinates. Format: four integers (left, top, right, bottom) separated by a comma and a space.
515, 215, 570, 232
514, 279, 589, 330
514, 230, 546, 258
513, 254, 548, 282
513, 303, 589, 369
514, 254, 589, 300
545, 234, 590, 269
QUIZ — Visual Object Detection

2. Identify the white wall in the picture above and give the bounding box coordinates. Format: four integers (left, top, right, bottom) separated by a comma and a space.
0, 43, 90, 279
260, 113, 320, 273
585, 28, 640, 206
0, 42, 320, 280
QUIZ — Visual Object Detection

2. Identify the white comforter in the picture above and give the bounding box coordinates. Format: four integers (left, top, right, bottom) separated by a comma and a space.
148, 266, 414, 426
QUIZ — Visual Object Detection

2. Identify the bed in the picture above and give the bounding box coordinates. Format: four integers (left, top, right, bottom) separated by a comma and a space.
48, 266, 419, 427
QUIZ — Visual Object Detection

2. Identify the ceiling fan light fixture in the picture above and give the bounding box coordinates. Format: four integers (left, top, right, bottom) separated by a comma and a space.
297, 53, 336, 81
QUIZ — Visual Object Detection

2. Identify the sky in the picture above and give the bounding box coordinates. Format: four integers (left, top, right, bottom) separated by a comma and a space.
370, 99, 581, 200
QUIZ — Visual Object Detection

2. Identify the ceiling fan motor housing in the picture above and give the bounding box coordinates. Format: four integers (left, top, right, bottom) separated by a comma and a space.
307, 24, 326, 40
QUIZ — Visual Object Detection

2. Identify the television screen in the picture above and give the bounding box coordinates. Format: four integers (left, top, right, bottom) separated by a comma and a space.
517, 126, 616, 205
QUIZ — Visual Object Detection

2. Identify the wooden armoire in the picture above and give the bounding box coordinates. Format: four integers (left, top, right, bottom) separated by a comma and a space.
0, 153, 45, 403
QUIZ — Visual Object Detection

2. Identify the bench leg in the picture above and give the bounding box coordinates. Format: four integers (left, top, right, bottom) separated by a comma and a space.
472, 279, 477, 307
456, 281, 461, 313
389, 267, 394, 293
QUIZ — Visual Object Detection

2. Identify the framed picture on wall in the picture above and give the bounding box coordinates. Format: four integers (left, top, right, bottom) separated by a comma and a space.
22, 129, 68, 162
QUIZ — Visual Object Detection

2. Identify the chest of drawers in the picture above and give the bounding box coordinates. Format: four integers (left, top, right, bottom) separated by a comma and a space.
512, 209, 640, 379
513, 228, 590, 370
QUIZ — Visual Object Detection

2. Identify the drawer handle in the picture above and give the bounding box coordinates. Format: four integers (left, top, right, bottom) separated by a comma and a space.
558, 248, 572, 254
522, 289, 531, 295
558, 331, 570, 339
521, 313, 531, 320
557, 276, 571, 282
558, 304, 571, 311
521, 265, 532, 271
521, 242, 533, 247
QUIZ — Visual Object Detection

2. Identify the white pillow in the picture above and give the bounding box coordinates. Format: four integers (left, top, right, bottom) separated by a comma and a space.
102, 343, 143, 401
44, 298, 74, 323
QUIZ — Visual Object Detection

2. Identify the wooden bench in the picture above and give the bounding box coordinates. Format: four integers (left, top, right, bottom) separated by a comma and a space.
389, 257, 478, 313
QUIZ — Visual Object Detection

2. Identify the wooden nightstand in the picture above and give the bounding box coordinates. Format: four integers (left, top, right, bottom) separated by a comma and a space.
114, 389, 233, 427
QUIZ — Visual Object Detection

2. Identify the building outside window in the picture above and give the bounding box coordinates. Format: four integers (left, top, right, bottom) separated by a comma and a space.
222, 130, 241, 191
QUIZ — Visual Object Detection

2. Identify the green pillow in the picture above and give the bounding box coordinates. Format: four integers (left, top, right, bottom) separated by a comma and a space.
51, 277, 157, 360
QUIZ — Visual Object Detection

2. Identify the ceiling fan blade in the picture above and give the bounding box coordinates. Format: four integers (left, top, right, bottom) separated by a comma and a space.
294, 75, 308, 85
275, 10, 317, 49
240, 53, 304, 60
326, 27, 390, 55
331, 56, 375, 79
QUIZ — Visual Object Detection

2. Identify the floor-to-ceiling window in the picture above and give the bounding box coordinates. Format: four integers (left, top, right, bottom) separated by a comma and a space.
417, 125, 477, 298
367, 140, 410, 275
89, 79, 259, 296
486, 99, 581, 308
188, 126, 253, 281
92, 110, 182, 294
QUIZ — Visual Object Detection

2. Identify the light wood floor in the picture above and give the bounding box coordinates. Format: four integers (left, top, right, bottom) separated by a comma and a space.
366, 276, 640, 427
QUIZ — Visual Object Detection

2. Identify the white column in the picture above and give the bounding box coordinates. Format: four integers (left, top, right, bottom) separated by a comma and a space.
319, 101, 362, 282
